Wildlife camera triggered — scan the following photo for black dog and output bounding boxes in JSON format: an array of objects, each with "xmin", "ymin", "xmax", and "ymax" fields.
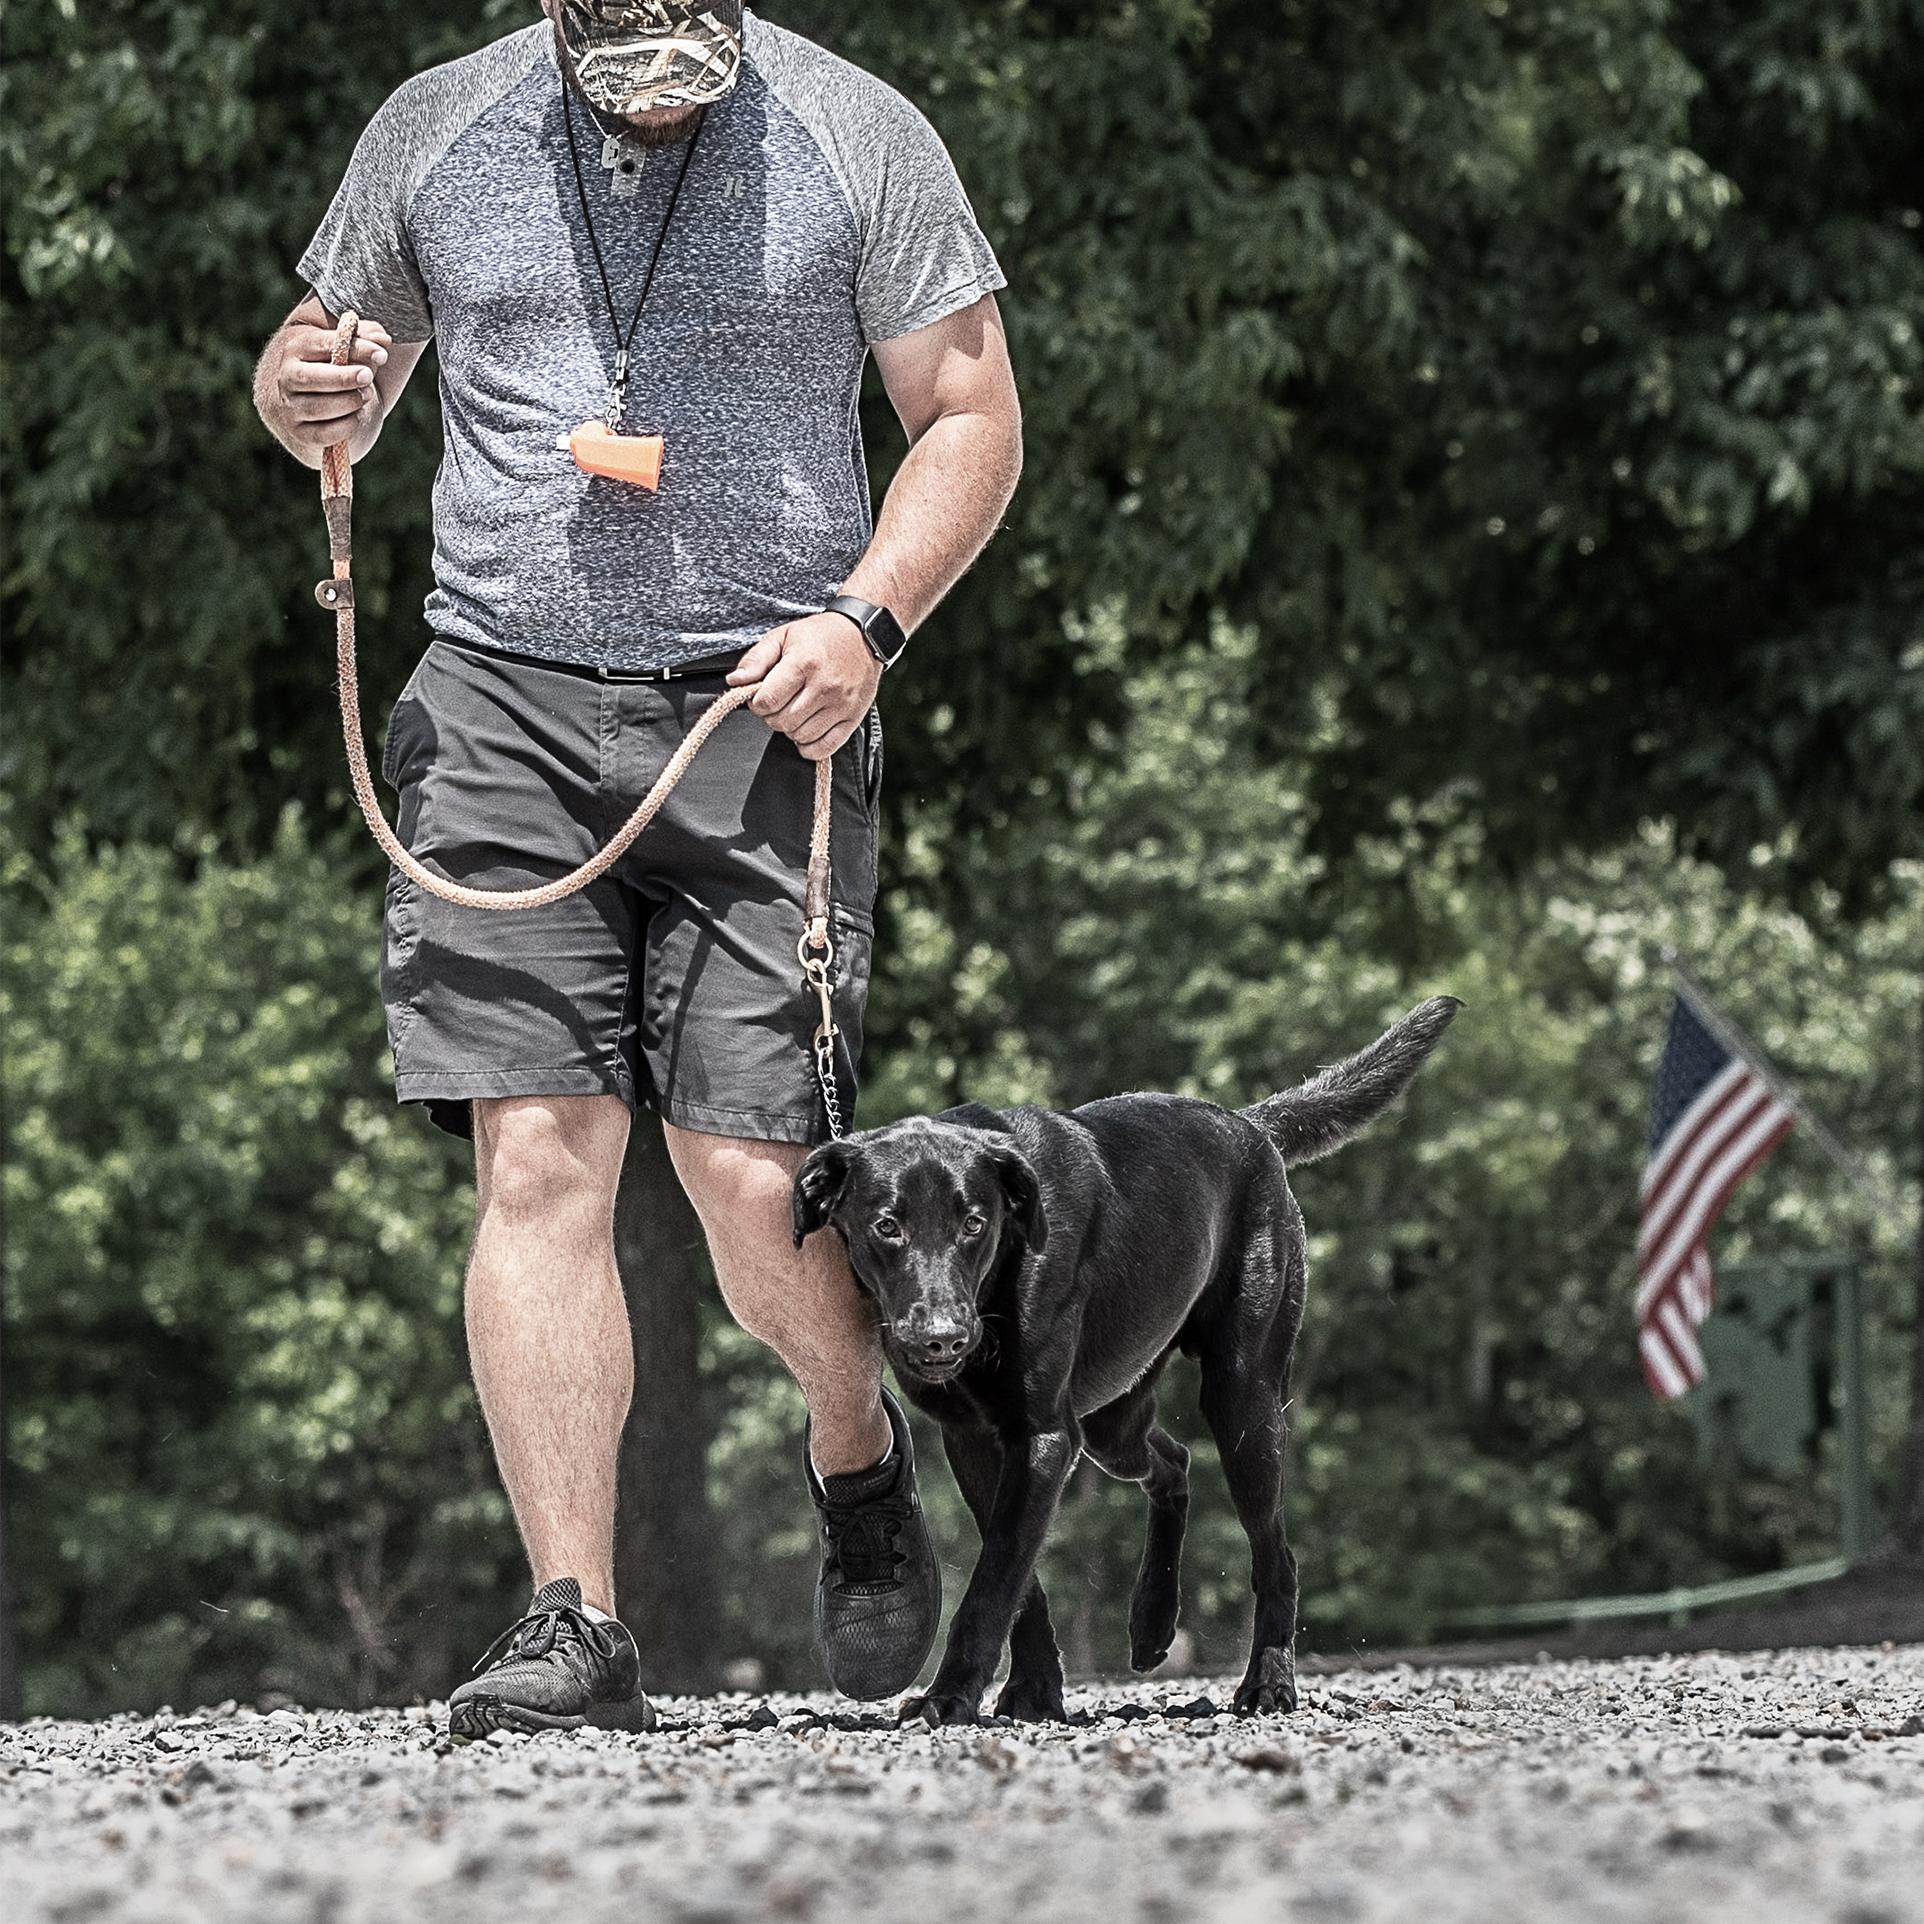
[{"xmin": 791, "ymin": 997, "xmax": 1460, "ymax": 1725}]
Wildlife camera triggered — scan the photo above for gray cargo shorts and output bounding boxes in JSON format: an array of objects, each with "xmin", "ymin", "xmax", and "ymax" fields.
[{"xmin": 378, "ymin": 636, "xmax": 881, "ymax": 1144}]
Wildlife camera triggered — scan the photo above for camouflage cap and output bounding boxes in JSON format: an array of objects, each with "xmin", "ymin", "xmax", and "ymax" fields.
[{"xmin": 557, "ymin": 2, "xmax": 745, "ymax": 115}]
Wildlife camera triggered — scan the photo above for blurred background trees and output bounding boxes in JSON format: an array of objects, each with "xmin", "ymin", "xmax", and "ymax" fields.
[{"xmin": 4, "ymin": 0, "xmax": 1920, "ymax": 1713}]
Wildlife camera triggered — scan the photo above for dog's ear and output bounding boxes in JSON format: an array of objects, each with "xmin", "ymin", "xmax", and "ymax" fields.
[
  {"xmin": 792, "ymin": 1140, "xmax": 856, "ymax": 1247},
  {"xmin": 987, "ymin": 1143, "xmax": 1048, "ymax": 1254}
]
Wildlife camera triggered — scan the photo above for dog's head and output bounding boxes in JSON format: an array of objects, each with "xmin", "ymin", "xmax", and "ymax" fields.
[{"xmin": 792, "ymin": 1120, "xmax": 1048, "ymax": 1386}]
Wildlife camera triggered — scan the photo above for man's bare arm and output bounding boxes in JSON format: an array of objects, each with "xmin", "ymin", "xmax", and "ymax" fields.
[
  {"xmin": 729, "ymin": 293, "xmax": 1023, "ymax": 758},
  {"xmin": 253, "ymin": 293, "xmax": 428, "ymax": 469},
  {"xmin": 846, "ymin": 292, "xmax": 1023, "ymax": 632}
]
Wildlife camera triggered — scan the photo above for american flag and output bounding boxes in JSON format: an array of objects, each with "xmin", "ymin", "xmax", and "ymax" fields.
[{"xmin": 1637, "ymin": 991, "xmax": 1796, "ymax": 1401}]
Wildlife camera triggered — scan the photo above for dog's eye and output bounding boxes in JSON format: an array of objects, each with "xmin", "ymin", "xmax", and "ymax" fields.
[
  {"xmin": 873, "ymin": 1216, "xmax": 903, "ymax": 1241},
  {"xmin": 961, "ymin": 1212, "xmax": 986, "ymax": 1238}
]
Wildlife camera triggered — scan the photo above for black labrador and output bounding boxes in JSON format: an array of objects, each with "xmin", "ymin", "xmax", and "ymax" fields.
[{"xmin": 791, "ymin": 996, "xmax": 1459, "ymax": 1725}]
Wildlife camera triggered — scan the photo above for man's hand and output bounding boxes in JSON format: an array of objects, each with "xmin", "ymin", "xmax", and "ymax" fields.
[
  {"xmin": 254, "ymin": 311, "xmax": 395, "ymax": 463},
  {"xmin": 728, "ymin": 611, "xmax": 882, "ymax": 761}
]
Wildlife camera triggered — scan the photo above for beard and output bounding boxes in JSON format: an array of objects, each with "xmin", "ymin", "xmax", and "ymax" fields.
[{"xmin": 621, "ymin": 104, "xmax": 701, "ymax": 146}]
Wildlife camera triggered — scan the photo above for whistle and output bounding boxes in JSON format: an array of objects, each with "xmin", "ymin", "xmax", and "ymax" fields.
[{"xmin": 559, "ymin": 421, "xmax": 664, "ymax": 490}]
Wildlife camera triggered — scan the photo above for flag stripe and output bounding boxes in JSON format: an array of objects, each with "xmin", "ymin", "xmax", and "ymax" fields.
[
  {"xmin": 1639, "ymin": 1321, "xmax": 1693, "ymax": 1399},
  {"xmin": 1638, "ymin": 1079, "xmax": 1775, "ymax": 1257},
  {"xmin": 1640, "ymin": 1060, "xmax": 1751, "ymax": 1201},
  {"xmin": 1637, "ymin": 1100, "xmax": 1794, "ymax": 1317},
  {"xmin": 1683, "ymin": 1247, "xmax": 1714, "ymax": 1323},
  {"xmin": 1639, "ymin": 1292, "xmax": 1700, "ymax": 1400},
  {"xmin": 1658, "ymin": 1294, "xmax": 1706, "ymax": 1380}
]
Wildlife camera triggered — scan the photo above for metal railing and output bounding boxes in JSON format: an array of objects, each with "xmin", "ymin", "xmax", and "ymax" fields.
[
  {"xmin": 1443, "ymin": 1557, "xmax": 1850, "ymax": 1633},
  {"xmin": 1440, "ymin": 1255, "xmax": 1871, "ymax": 1636}
]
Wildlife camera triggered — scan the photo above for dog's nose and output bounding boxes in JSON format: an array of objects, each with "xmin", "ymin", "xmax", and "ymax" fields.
[{"xmin": 910, "ymin": 1323, "xmax": 973, "ymax": 1368}]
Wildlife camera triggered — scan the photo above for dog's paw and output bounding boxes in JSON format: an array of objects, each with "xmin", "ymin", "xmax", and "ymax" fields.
[
  {"xmin": 1232, "ymin": 1646, "xmax": 1298, "ymax": 1717},
  {"xmin": 899, "ymin": 1688, "xmax": 982, "ymax": 1729},
  {"xmin": 1128, "ymin": 1587, "xmax": 1179, "ymax": 1673},
  {"xmin": 994, "ymin": 1674, "xmax": 1068, "ymax": 1724}
]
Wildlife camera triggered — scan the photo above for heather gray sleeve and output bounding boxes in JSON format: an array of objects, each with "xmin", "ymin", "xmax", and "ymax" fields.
[
  {"xmin": 845, "ymin": 84, "xmax": 1005, "ymax": 343},
  {"xmin": 754, "ymin": 28, "xmax": 1006, "ymax": 344},
  {"xmin": 296, "ymin": 27, "xmax": 547, "ymax": 342},
  {"xmin": 298, "ymin": 78, "xmax": 435, "ymax": 340}
]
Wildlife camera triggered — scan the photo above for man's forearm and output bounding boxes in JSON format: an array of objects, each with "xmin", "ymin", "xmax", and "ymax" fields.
[{"xmin": 841, "ymin": 406, "xmax": 1023, "ymax": 634}]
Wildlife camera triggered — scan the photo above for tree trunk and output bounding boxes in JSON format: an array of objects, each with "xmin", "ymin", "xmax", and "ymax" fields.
[
  {"xmin": 1880, "ymin": 965, "xmax": 1924, "ymax": 1564},
  {"xmin": 611, "ymin": 1113, "xmax": 723, "ymax": 1691}
]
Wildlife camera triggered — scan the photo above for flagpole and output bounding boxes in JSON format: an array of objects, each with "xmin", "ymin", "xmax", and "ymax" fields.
[{"xmin": 1662, "ymin": 949, "xmax": 1905, "ymax": 1230}]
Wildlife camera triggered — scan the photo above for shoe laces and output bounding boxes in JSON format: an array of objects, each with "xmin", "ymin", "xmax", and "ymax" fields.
[
  {"xmin": 820, "ymin": 1489, "xmax": 912, "ymax": 1591},
  {"xmin": 471, "ymin": 1600, "xmax": 621, "ymax": 1678}
]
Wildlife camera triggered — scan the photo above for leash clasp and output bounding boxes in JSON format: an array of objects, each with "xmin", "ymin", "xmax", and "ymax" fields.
[{"xmin": 798, "ymin": 917, "xmax": 837, "ymax": 1051}]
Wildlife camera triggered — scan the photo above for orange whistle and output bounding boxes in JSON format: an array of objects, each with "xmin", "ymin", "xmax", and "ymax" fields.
[{"xmin": 562, "ymin": 421, "xmax": 664, "ymax": 490}]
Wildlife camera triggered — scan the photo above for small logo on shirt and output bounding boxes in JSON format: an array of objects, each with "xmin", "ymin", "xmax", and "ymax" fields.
[{"xmin": 719, "ymin": 172, "xmax": 745, "ymax": 203}]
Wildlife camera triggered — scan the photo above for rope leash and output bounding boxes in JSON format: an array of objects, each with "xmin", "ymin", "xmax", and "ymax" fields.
[{"xmin": 315, "ymin": 311, "xmax": 848, "ymax": 1134}]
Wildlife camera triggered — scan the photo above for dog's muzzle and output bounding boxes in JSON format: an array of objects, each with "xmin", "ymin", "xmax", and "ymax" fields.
[{"xmin": 893, "ymin": 1317, "xmax": 979, "ymax": 1382}]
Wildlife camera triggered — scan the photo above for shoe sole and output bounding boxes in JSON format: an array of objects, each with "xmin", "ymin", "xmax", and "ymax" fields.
[{"xmin": 448, "ymin": 1691, "xmax": 658, "ymax": 1742}]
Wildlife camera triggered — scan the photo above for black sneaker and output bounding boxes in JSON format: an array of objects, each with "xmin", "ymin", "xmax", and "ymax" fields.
[
  {"xmin": 447, "ymin": 1578, "xmax": 656, "ymax": 1740},
  {"xmin": 804, "ymin": 1388, "xmax": 941, "ymax": 1700}
]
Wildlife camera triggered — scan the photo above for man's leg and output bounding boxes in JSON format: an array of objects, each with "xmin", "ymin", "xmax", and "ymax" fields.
[
  {"xmin": 662, "ymin": 1123, "xmax": 890, "ymax": 1475},
  {"xmin": 664, "ymin": 1120, "xmax": 940, "ymax": 1699},
  {"xmin": 448, "ymin": 1091, "xmax": 652, "ymax": 1738},
  {"xmin": 466, "ymin": 1092, "xmax": 633, "ymax": 1614}
]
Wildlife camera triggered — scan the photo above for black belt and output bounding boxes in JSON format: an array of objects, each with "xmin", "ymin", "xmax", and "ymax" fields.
[{"xmin": 433, "ymin": 635, "xmax": 746, "ymax": 684}]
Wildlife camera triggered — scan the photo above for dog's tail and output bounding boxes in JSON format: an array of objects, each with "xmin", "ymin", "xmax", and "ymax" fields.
[{"xmin": 1242, "ymin": 997, "xmax": 1462, "ymax": 1165}]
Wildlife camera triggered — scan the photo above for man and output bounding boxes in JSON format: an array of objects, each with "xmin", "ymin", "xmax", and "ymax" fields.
[{"xmin": 253, "ymin": 1, "xmax": 1020, "ymax": 1735}]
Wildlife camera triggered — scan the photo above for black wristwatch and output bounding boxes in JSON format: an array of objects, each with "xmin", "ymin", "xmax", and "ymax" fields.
[{"xmin": 825, "ymin": 592, "xmax": 908, "ymax": 670}]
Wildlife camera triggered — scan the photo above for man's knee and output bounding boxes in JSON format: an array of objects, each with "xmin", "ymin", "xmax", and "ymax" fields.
[
  {"xmin": 662, "ymin": 1123, "xmax": 804, "ymax": 1231},
  {"xmin": 474, "ymin": 1094, "xmax": 630, "ymax": 1225},
  {"xmin": 662, "ymin": 1125, "xmax": 862, "ymax": 1356}
]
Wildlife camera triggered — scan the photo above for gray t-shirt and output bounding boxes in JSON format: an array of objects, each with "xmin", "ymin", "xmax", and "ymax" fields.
[{"xmin": 298, "ymin": 10, "xmax": 1005, "ymax": 669}]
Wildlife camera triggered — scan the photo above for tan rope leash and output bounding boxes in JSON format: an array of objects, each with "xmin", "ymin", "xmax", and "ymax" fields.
[{"xmin": 315, "ymin": 312, "xmax": 847, "ymax": 1129}]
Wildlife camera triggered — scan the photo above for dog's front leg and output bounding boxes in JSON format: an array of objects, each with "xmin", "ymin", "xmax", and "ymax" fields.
[{"xmin": 901, "ymin": 1426, "xmax": 1078, "ymax": 1727}]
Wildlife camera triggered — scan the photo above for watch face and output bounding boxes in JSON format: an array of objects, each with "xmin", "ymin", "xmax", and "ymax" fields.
[{"xmin": 869, "ymin": 605, "xmax": 907, "ymax": 662}]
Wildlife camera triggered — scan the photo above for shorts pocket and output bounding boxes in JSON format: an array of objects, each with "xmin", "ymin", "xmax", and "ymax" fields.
[
  {"xmin": 380, "ymin": 648, "xmax": 436, "ymax": 790},
  {"xmin": 823, "ymin": 904, "xmax": 875, "ymax": 1121},
  {"xmin": 828, "ymin": 714, "xmax": 881, "ymax": 933},
  {"xmin": 380, "ymin": 868, "xmax": 424, "ymax": 1055}
]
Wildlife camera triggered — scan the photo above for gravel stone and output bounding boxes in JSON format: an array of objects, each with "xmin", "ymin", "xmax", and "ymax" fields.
[{"xmin": 3, "ymin": 1646, "xmax": 1921, "ymax": 1922}]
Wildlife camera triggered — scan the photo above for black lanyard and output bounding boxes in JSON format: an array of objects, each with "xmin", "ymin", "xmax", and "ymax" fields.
[{"xmin": 562, "ymin": 90, "xmax": 707, "ymax": 431}]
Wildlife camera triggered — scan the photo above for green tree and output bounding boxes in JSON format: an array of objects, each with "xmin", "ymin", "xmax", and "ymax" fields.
[
  {"xmin": 2, "ymin": 817, "xmax": 512, "ymax": 1709},
  {"xmin": 1258, "ymin": 1, "xmax": 1924, "ymax": 1553}
]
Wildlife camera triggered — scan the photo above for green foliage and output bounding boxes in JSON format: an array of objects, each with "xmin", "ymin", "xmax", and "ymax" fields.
[
  {"xmin": 2, "ymin": 817, "xmax": 520, "ymax": 1711},
  {"xmin": 12, "ymin": 2, "xmax": 1918, "ymax": 880}
]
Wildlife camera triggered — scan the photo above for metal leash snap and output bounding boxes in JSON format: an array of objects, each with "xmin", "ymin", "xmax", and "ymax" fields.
[{"xmin": 799, "ymin": 925, "xmax": 838, "ymax": 1044}]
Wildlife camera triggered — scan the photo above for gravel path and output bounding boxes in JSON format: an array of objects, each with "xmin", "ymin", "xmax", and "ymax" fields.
[{"xmin": 5, "ymin": 1646, "xmax": 1922, "ymax": 1924}]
